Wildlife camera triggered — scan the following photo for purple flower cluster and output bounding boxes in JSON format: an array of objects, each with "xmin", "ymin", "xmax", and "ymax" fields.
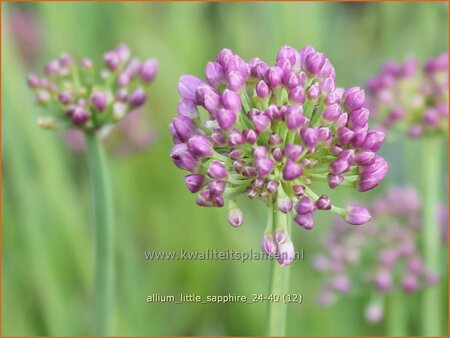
[
  {"xmin": 366, "ymin": 53, "xmax": 448, "ymax": 137},
  {"xmin": 313, "ymin": 186, "xmax": 438, "ymax": 322},
  {"xmin": 170, "ymin": 45, "xmax": 388, "ymax": 264},
  {"xmin": 27, "ymin": 44, "xmax": 158, "ymax": 131}
]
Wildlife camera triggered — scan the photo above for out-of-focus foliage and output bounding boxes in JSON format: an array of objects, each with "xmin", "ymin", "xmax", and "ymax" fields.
[{"xmin": 2, "ymin": 2, "xmax": 448, "ymax": 336}]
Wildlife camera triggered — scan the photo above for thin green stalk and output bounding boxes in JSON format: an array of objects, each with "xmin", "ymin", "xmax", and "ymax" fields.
[
  {"xmin": 421, "ymin": 135, "xmax": 442, "ymax": 336},
  {"xmin": 86, "ymin": 132, "xmax": 114, "ymax": 335},
  {"xmin": 265, "ymin": 205, "xmax": 291, "ymax": 336},
  {"xmin": 387, "ymin": 292, "xmax": 406, "ymax": 336}
]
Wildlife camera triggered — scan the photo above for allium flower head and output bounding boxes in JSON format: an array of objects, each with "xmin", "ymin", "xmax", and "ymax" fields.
[
  {"xmin": 170, "ymin": 45, "xmax": 388, "ymax": 264},
  {"xmin": 27, "ymin": 44, "xmax": 158, "ymax": 132},
  {"xmin": 367, "ymin": 53, "xmax": 448, "ymax": 137},
  {"xmin": 313, "ymin": 186, "xmax": 438, "ymax": 321}
]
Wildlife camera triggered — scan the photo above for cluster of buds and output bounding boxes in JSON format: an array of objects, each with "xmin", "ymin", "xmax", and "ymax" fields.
[
  {"xmin": 27, "ymin": 43, "xmax": 158, "ymax": 131},
  {"xmin": 170, "ymin": 45, "xmax": 388, "ymax": 265},
  {"xmin": 313, "ymin": 186, "xmax": 438, "ymax": 323},
  {"xmin": 62, "ymin": 108, "xmax": 156, "ymax": 157},
  {"xmin": 366, "ymin": 53, "xmax": 448, "ymax": 137}
]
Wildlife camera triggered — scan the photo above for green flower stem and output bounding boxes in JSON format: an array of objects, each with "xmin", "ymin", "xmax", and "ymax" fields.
[
  {"xmin": 86, "ymin": 132, "xmax": 114, "ymax": 335},
  {"xmin": 387, "ymin": 292, "xmax": 406, "ymax": 336},
  {"xmin": 421, "ymin": 135, "xmax": 442, "ymax": 336},
  {"xmin": 265, "ymin": 203, "xmax": 290, "ymax": 336}
]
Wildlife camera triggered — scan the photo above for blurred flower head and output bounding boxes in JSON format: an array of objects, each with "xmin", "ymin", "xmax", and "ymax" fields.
[
  {"xmin": 8, "ymin": 7, "xmax": 42, "ymax": 67},
  {"xmin": 313, "ymin": 186, "xmax": 439, "ymax": 321},
  {"xmin": 169, "ymin": 45, "xmax": 388, "ymax": 264},
  {"xmin": 27, "ymin": 43, "xmax": 158, "ymax": 133},
  {"xmin": 63, "ymin": 108, "xmax": 156, "ymax": 157},
  {"xmin": 366, "ymin": 53, "xmax": 448, "ymax": 138}
]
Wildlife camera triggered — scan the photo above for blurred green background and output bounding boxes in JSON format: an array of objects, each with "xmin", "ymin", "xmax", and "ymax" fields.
[{"xmin": 2, "ymin": 2, "xmax": 448, "ymax": 336}]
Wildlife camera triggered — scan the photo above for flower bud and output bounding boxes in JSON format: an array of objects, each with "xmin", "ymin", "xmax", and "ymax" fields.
[
  {"xmin": 362, "ymin": 130, "xmax": 384, "ymax": 152},
  {"xmin": 208, "ymin": 180, "xmax": 225, "ymax": 196},
  {"xmin": 27, "ymin": 74, "xmax": 40, "ymax": 88},
  {"xmin": 272, "ymin": 148, "xmax": 283, "ymax": 162},
  {"xmin": 81, "ymin": 58, "xmax": 93, "ymax": 70},
  {"xmin": 139, "ymin": 59, "xmax": 158, "ymax": 82},
  {"xmin": 184, "ymin": 174, "xmax": 205, "ymax": 193},
  {"xmin": 284, "ymin": 143, "xmax": 303, "ymax": 161},
  {"xmin": 222, "ymin": 89, "xmax": 242, "ymax": 114},
  {"xmin": 328, "ymin": 173, "xmax": 344, "ymax": 189},
  {"xmin": 208, "ymin": 161, "xmax": 228, "ymax": 180},
  {"xmin": 344, "ymin": 204, "xmax": 371, "ymax": 225},
  {"xmin": 274, "ymin": 229, "xmax": 287, "ymax": 244},
  {"xmin": 283, "ymin": 160, "xmax": 303, "ymax": 181},
  {"xmin": 374, "ymin": 270, "xmax": 392, "ymax": 292},
  {"xmin": 172, "ymin": 115, "xmax": 196, "ymax": 142},
  {"xmin": 265, "ymin": 105, "xmax": 282, "ymax": 120},
  {"xmin": 307, "ymin": 83, "xmax": 320, "ymax": 100},
  {"xmin": 187, "ymin": 135, "xmax": 213, "ymax": 157},
  {"xmin": 104, "ymin": 51, "xmax": 121, "ymax": 71},
  {"xmin": 211, "ymin": 132, "xmax": 226, "ymax": 146},
  {"xmin": 331, "ymin": 275, "xmax": 351, "ymax": 293},
  {"xmin": 365, "ymin": 303, "xmax": 383, "ymax": 323},
  {"xmin": 343, "ymin": 87, "xmax": 365, "ymax": 112},
  {"xmin": 72, "ymin": 107, "xmax": 89, "ymax": 125},
  {"xmin": 266, "ymin": 180, "xmax": 279, "ymax": 194},
  {"xmin": 330, "ymin": 158, "xmax": 350, "ymax": 175},
  {"xmin": 284, "ymin": 73, "xmax": 300, "ymax": 89},
  {"xmin": 255, "ymin": 158, "xmax": 274, "ymax": 178},
  {"xmin": 252, "ymin": 114, "xmax": 271, "ymax": 133},
  {"xmin": 170, "ymin": 144, "xmax": 199, "ymax": 172},
  {"xmin": 129, "ymin": 88, "xmax": 147, "ymax": 107},
  {"xmin": 251, "ymin": 60, "xmax": 269, "ymax": 79},
  {"xmin": 289, "ymin": 85, "xmax": 305, "ymax": 104},
  {"xmin": 278, "ymin": 195, "xmax": 293, "ymax": 214},
  {"xmin": 205, "ymin": 61, "xmax": 225, "ymax": 88},
  {"xmin": 177, "ymin": 99, "xmax": 199, "ymax": 119},
  {"xmin": 91, "ymin": 92, "xmax": 107, "ymax": 112},
  {"xmin": 216, "ymin": 108, "xmax": 236, "ymax": 131},
  {"xmin": 228, "ymin": 206, "xmax": 244, "ymax": 227},
  {"xmin": 293, "ymin": 185, "xmax": 305, "ymax": 197},
  {"xmin": 316, "ymin": 195, "xmax": 331, "ymax": 210},
  {"xmin": 229, "ymin": 149, "xmax": 242, "ymax": 160},
  {"xmin": 402, "ymin": 274, "xmax": 419, "ymax": 293},
  {"xmin": 242, "ymin": 129, "xmax": 257, "ymax": 144},
  {"xmin": 266, "ymin": 66, "xmax": 284, "ymax": 88},
  {"xmin": 348, "ymin": 108, "xmax": 369, "ymax": 128},
  {"xmin": 277, "ymin": 240, "xmax": 295, "ymax": 266},
  {"xmin": 261, "ymin": 234, "xmax": 276, "ymax": 255},
  {"xmin": 178, "ymin": 75, "xmax": 206, "ymax": 101},
  {"xmin": 286, "ymin": 106, "xmax": 306, "ymax": 130},
  {"xmin": 255, "ymin": 80, "xmax": 270, "ymax": 98},
  {"xmin": 116, "ymin": 43, "xmax": 131, "ymax": 62},
  {"xmin": 58, "ymin": 92, "xmax": 72, "ymax": 105},
  {"xmin": 294, "ymin": 212, "xmax": 314, "ymax": 229},
  {"xmin": 300, "ymin": 127, "xmax": 318, "ymax": 148},
  {"xmin": 227, "ymin": 71, "xmax": 245, "ymax": 91},
  {"xmin": 320, "ymin": 77, "xmax": 335, "ymax": 95},
  {"xmin": 305, "ymin": 52, "xmax": 326, "ymax": 75},
  {"xmin": 228, "ymin": 129, "xmax": 244, "ymax": 146},
  {"xmin": 295, "ymin": 196, "xmax": 315, "ymax": 214},
  {"xmin": 44, "ymin": 60, "xmax": 60, "ymax": 76},
  {"xmin": 323, "ymin": 103, "xmax": 341, "ymax": 122},
  {"xmin": 325, "ymin": 91, "xmax": 340, "ymax": 105},
  {"xmin": 336, "ymin": 127, "xmax": 354, "ymax": 146}
]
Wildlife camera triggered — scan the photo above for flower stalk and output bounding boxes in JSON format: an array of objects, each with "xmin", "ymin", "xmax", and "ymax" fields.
[
  {"xmin": 86, "ymin": 132, "xmax": 114, "ymax": 335},
  {"xmin": 421, "ymin": 135, "xmax": 442, "ymax": 336},
  {"xmin": 265, "ymin": 203, "xmax": 291, "ymax": 336},
  {"xmin": 387, "ymin": 292, "xmax": 406, "ymax": 336}
]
